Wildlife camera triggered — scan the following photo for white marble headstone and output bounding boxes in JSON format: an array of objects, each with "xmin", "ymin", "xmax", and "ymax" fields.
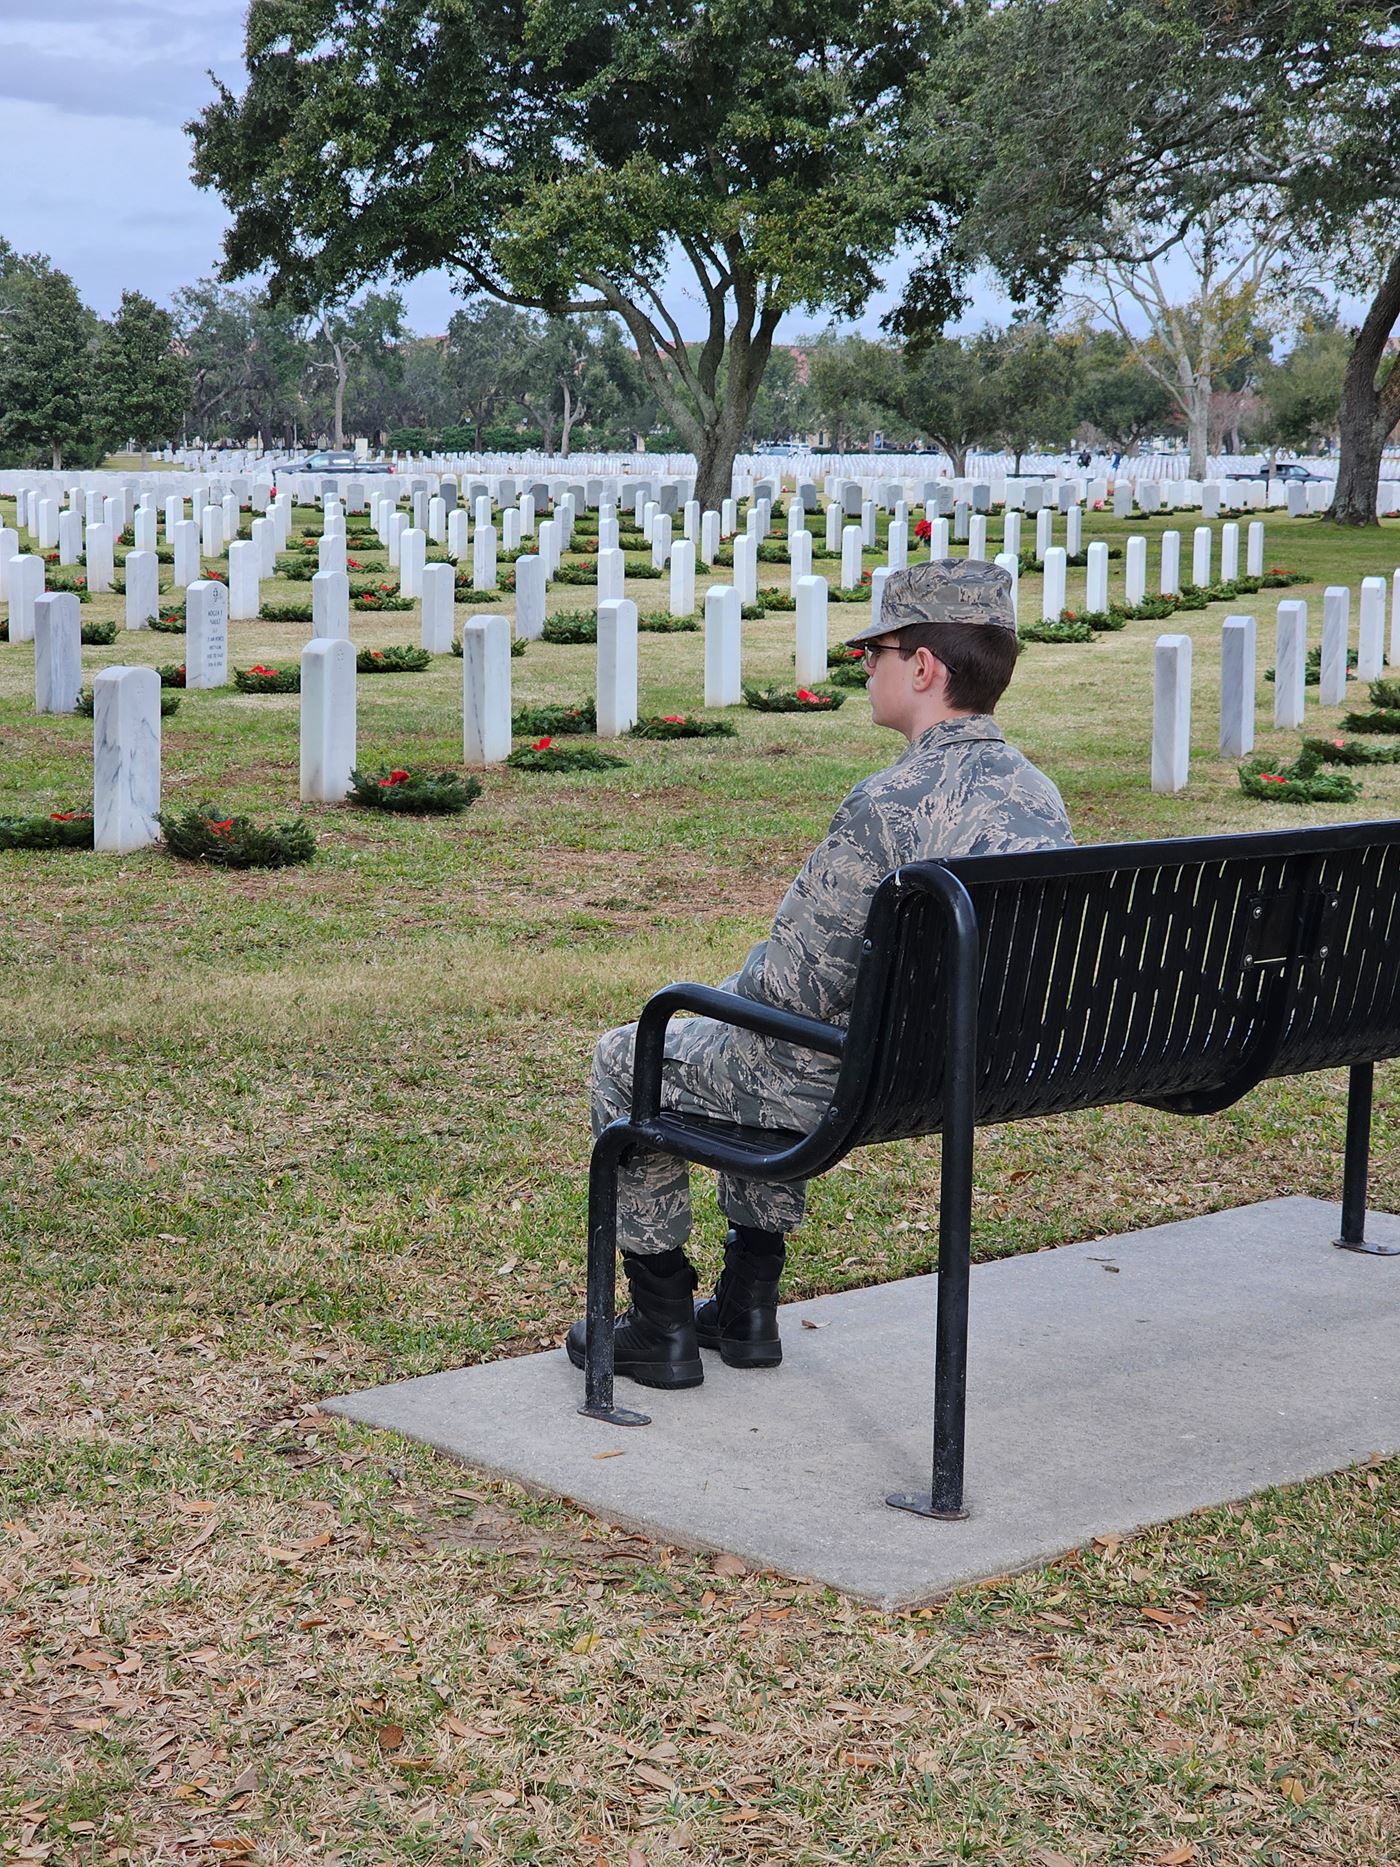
[
  {"xmin": 124, "ymin": 550, "xmax": 159, "ymax": 631},
  {"xmin": 311, "ymin": 569, "xmax": 350, "ymax": 640},
  {"xmin": 1357, "ymin": 577, "xmax": 1386, "ymax": 681},
  {"xmin": 1319, "ymin": 586, "xmax": 1350, "ymax": 705},
  {"xmin": 299, "ymin": 637, "xmax": 357, "ymax": 803},
  {"xmin": 1040, "ymin": 546, "xmax": 1067, "ymax": 622},
  {"xmin": 420, "ymin": 563, "xmax": 455, "ymax": 654},
  {"xmin": 93, "ymin": 666, "xmax": 161, "ymax": 851},
  {"xmin": 704, "ymin": 584, "xmax": 742, "ymax": 707},
  {"xmin": 514, "ymin": 554, "xmax": 545, "ymax": 640},
  {"xmin": 34, "ymin": 592, "xmax": 82, "ymax": 714},
  {"xmin": 462, "ymin": 614, "xmax": 512, "ymax": 764},
  {"xmin": 1219, "ymin": 615, "xmax": 1256, "ymax": 758},
  {"xmin": 185, "ymin": 579, "xmax": 229, "ymax": 689},
  {"xmin": 1151, "ymin": 633, "xmax": 1192, "ymax": 794},
  {"xmin": 1273, "ymin": 600, "xmax": 1307, "ymax": 729},
  {"xmin": 733, "ymin": 535, "xmax": 758, "ymax": 606},
  {"xmin": 596, "ymin": 598, "xmax": 639, "ymax": 737},
  {"xmin": 6, "ymin": 553, "xmax": 44, "ymax": 641},
  {"xmin": 794, "ymin": 575, "xmax": 828, "ymax": 686}
]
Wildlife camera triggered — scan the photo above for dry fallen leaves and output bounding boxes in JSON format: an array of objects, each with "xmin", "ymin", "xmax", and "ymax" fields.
[{"xmin": 712, "ymin": 1552, "xmax": 746, "ymax": 1578}]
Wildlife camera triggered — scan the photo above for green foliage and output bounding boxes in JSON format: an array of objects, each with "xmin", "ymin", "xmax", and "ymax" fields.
[
  {"xmin": 541, "ymin": 612, "xmax": 597, "ymax": 644},
  {"xmin": 1265, "ymin": 644, "xmax": 1357, "ymax": 685},
  {"xmin": 504, "ymin": 741, "xmax": 629, "ymax": 772},
  {"xmin": 356, "ymin": 644, "xmax": 431, "ymax": 673},
  {"xmin": 156, "ymin": 664, "xmax": 187, "ymax": 688},
  {"xmin": 234, "ymin": 664, "xmax": 300, "ymax": 693},
  {"xmin": 741, "ymin": 685, "xmax": 845, "ymax": 711},
  {"xmin": 826, "ymin": 663, "xmax": 870, "ymax": 687},
  {"xmin": 0, "ymin": 264, "xmax": 102, "ymax": 469},
  {"xmin": 0, "ymin": 810, "xmax": 93, "ymax": 851},
  {"xmin": 76, "ymin": 687, "xmax": 181, "ymax": 718},
  {"xmin": 1061, "ymin": 609, "xmax": 1126, "ymax": 633},
  {"xmin": 352, "ymin": 589, "xmax": 414, "ymax": 612},
  {"xmin": 1342, "ymin": 680, "xmax": 1400, "ymax": 735},
  {"xmin": 637, "ymin": 612, "xmax": 700, "ymax": 633},
  {"xmin": 1238, "ymin": 745, "xmax": 1361, "ymax": 804},
  {"xmin": 93, "ymin": 290, "xmax": 190, "ymax": 453},
  {"xmin": 150, "ymin": 611, "xmax": 186, "ymax": 633},
  {"xmin": 188, "ymin": 0, "xmax": 937, "ymax": 503},
  {"xmin": 79, "ymin": 621, "xmax": 117, "ymax": 646},
  {"xmin": 510, "ymin": 700, "xmax": 597, "ymax": 736},
  {"xmin": 347, "ymin": 767, "xmax": 482, "ymax": 813},
  {"xmin": 159, "ymin": 802, "xmax": 317, "ymax": 868},
  {"xmin": 1020, "ymin": 618, "xmax": 1095, "ymax": 644},
  {"xmin": 259, "ymin": 600, "xmax": 315, "ymax": 623},
  {"xmin": 1111, "ymin": 595, "xmax": 1177, "ymax": 622},
  {"xmin": 628, "ymin": 714, "xmax": 738, "ymax": 739},
  {"xmin": 1304, "ymin": 734, "xmax": 1400, "ymax": 766},
  {"xmin": 450, "ymin": 633, "xmax": 526, "ymax": 657}
]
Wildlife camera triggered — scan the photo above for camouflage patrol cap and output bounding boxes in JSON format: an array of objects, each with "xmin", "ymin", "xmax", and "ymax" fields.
[{"xmin": 844, "ymin": 559, "xmax": 1016, "ymax": 648}]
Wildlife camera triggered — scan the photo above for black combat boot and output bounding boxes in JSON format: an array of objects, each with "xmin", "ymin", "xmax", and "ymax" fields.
[
  {"xmin": 566, "ymin": 1249, "xmax": 704, "ymax": 1389},
  {"xmin": 694, "ymin": 1227, "xmax": 786, "ymax": 1368}
]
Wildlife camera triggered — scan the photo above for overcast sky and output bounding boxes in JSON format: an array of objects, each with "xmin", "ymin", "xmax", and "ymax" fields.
[{"xmin": 0, "ymin": 0, "xmax": 1034, "ymax": 345}]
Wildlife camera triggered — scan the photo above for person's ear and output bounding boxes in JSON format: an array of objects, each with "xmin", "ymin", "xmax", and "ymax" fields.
[{"xmin": 912, "ymin": 647, "xmax": 944, "ymax": 694}]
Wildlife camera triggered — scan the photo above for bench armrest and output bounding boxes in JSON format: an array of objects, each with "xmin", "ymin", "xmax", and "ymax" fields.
[{"xmin": 630, "ymin": 983, "xmax": 846, "ymax": 1123}]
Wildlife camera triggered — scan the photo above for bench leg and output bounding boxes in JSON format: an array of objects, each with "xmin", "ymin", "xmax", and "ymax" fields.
[
  {"xmin": 579, "ymin": 1130, "xmax": 653, "ymax": 1426},
  {"xmin": 1335, "ymin": 1063, "xmax": 1398, "ymax": 1256},
  {"xmin": 888, "ymin": 876, "xmax": 979, "ymax": 1522}
]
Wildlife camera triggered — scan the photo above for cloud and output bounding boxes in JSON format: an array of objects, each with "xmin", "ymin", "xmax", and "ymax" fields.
[{"xmin": 0, "ymin": 42, "xmax": 231, "ymax": 125}]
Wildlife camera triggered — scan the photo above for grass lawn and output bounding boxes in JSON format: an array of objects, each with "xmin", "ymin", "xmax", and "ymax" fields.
[{"xmin": 2, "ymin": 494, "xmax": 1399, "ymax": 1865}]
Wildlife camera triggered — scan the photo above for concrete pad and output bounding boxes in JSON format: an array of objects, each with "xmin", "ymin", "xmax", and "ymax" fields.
[{"xmin": 325, "ymin": 1199, "xmax": 1400, "ymax": 1608}]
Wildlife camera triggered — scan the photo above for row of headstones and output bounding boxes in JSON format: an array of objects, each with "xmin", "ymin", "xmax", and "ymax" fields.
[
  {"xmin": 1151, "ymin": 579, "xmax": 1400, "ymax": 792},
  {"xmin": 1033, "ymin": 525, "xmax": 1269, "ymax": 621},
  {"xmin": 29, "ymin": 582, "xmax": 232, "ymax": 716},
  {"xmin": 71, "ymin": 571, "xmax": 823, "ymax": 852}
]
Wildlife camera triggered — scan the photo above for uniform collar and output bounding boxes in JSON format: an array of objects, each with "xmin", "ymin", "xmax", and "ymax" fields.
[{"xmin": 897, "ymin": 714, "xmax": 1006, "ymax": 765}]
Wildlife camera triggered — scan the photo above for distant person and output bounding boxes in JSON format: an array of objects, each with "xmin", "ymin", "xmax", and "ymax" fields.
[{"xmin": 567, "ymin": 560, "xmax": 1074, "ymax": 1390}]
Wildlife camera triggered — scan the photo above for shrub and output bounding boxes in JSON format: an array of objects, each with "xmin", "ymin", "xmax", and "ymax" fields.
[{"xmin": 159, "ymin": 802, "xmax": 316, "ymax": 867}]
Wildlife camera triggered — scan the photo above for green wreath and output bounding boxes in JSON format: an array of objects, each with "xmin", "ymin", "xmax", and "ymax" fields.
[
  {"xmin": 628, "ymin": 714, "xmax": 737, "ymax": 739},
  {"xmin": 506, "ymin": 739, "xmax": 629, "ymax": 772},
  {"xmin": 357, "ymin": 644, "xmax": 431, "ymax": 674},
  {"xmin": 158, "ymin": 803, "xmax": 316, "ymax": 868},
  {"xmin": 511, "ymin": 699, "xmax": 597, "ymax": 735},
  {"xmin": 1238, "ymin": 746, "xmax": 1361, "ymax": 803},
  {"xmin": 741, "ymin": 684, "xmax": 845, "ymax": 712},
  {"xmin": 347, "ymin": 767, "xmax": 482, "ymax": 813},
  {"xmin": 0, "ymin": 810, "xmax": 94, "ymax": 851}
]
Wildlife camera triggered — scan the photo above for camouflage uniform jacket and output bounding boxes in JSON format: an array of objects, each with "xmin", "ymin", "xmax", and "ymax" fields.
[{"xmin": 720, "ymin": 714, "xmax": 1074, "ymax": 1121}]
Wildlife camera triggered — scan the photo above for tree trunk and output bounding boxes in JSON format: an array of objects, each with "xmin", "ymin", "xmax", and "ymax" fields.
[
  {"xmin": 333, "ymin": 344, "xmax": 348, "ymax": 448},
  {"xmin": 694, "ymin": 401, "xmax": 747, "ymax": 511},
  {"xmin": 51, "ymin": 442, "xmax": 62, "ymax": 469},
  {"xmin": 559, "ymin": 383, "xmax": 574, "ymax": 458},
  {"xmin": 1186, "ymin": 383, "xmax": 1210, "ymax": 481},
  {"xmin": 1328, "ymin": 251, "xmax": 1400, "ymax": 527}
]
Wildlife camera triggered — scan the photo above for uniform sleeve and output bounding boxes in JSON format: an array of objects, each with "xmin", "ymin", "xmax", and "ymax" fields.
[{"xmin": 732, "ymin": 786, "xmax": 891, "ymax": 1025}]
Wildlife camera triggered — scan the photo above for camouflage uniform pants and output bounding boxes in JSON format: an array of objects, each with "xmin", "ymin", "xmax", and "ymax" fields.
[{"xmin": 591, "ymin": 1013, "xmax": 820, "ymax": 1256}]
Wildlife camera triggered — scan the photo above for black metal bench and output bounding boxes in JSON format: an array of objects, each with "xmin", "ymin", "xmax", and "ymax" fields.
[{"xmin": 579, "ymin": 820, "xmax": 1400, "ymax": 1516}]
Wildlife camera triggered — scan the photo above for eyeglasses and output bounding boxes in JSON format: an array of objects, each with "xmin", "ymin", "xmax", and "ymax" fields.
[
  {"xmin": 859, "ymin": 638, "xmax": 913, "ymax": 668},
  {"xmin": 861, "ymin": 636, "xmax": 959, "ymax": 673}
]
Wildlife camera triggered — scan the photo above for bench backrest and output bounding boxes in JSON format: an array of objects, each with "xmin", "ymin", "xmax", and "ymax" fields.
[{"xmin": 838, "ymin": 820, "xmax": 1400, "ymax": 1147}]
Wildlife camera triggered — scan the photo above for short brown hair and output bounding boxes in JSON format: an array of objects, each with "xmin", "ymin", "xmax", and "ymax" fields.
[{"xmin": 888, "ymin": 616, "xmax": 1020, "ymax": 714}]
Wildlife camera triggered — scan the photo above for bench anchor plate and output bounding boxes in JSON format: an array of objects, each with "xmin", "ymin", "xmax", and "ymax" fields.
[
  {"xmin": 886, "ymin": 1491, "xmax": 969, "ymax": 1521},
  {"xmin": 578, "ymin": 1403, "xmax": 652, "ymax": 1427}
]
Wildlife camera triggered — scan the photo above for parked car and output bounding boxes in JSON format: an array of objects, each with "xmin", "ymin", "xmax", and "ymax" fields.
[
  {"xmin": 1225, "ymin": 462, "xmax": 1324, "ymax": 483},
  {"xmin": 276, "ymin": 451, "xmax": 394, "ymax": 476}
]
